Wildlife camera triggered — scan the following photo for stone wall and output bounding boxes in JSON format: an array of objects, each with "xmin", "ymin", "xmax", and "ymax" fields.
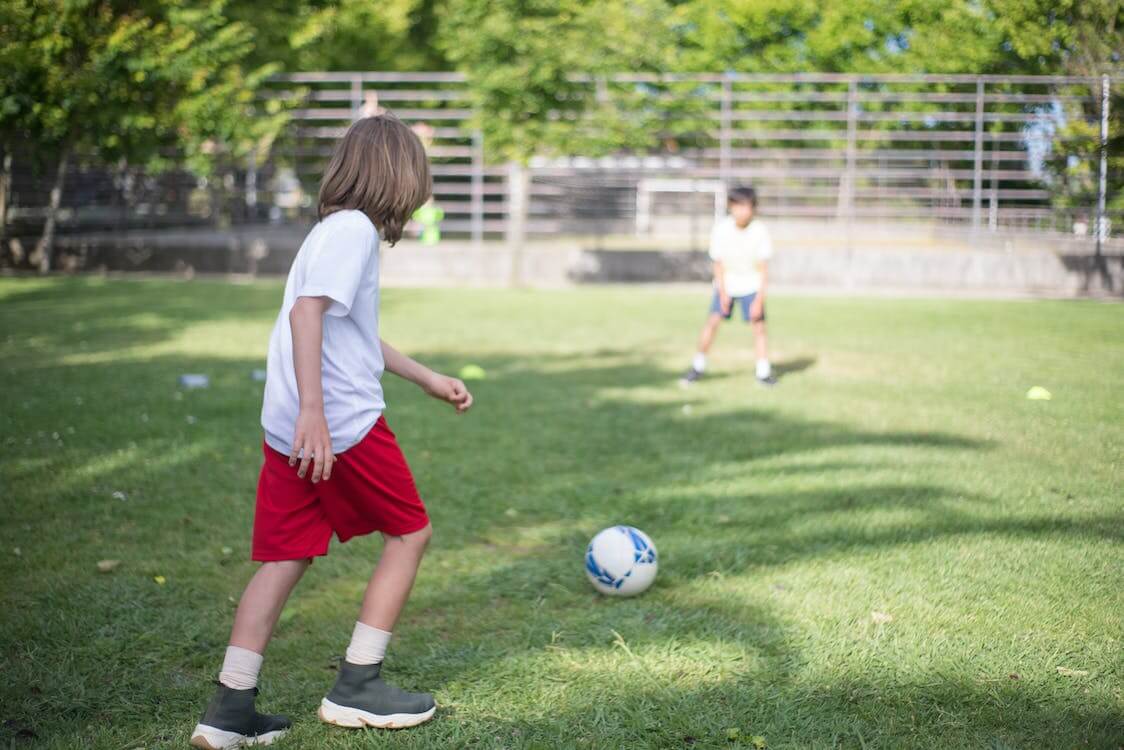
[{"xmin": 49, "ymin": 223, "xmax": 1124, "ymax": 297}]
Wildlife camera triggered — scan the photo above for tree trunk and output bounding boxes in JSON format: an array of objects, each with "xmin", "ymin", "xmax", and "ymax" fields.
[
  {"xmin": 505, "ymin": 161, "xmax": 530, "ymax": 287},
  {"xmin": 0, "ymin": 145, "xmax": 11, "ymax": 260},
  {"xmin": 35, "ymin": 145, "xmax": 71, "ymax": 274}
]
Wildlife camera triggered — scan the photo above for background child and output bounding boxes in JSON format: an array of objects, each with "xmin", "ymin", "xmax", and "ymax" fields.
[
  {"xmin": 680, "ymin": 186, "xmax": 777, "ymax": 388},
  {"xmin": 191, "ymin": 114, "xmax": 472, "ymax": 749}
]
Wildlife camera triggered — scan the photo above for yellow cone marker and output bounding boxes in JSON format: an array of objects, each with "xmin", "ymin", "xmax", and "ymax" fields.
[{"xmin": 459, "ymin": 364, "xmax": 486, "ymax": 380}]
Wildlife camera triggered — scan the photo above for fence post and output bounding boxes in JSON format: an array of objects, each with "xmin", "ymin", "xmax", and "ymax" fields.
[
  {"xmin": 506, "ymin": 161, "xmax": 529, "ymax": 286},
  {"xmin": 245, "ymin": 152, "xmax": 258, "ymax": 218},
  {"xmin": 839, "ymin": 78, "xmax": 857, "ymax": 223},
  {"xmin": 988, "ymin": 132, "xmax": 998, "ymax": 231},
  {"xmin": 972, "ymin": 78, "xmax": 985, "ymax": 229},
  {"xmin": 0, "ymin": 150, "xmax": 10, "ymax": 248},
  {"xmin": 595, "ymin": 77, "xmax": 609, "ymax": 105},
  {"xmin": 350, "ymin": 74, "xmax": 362, "ymax": 117},
  {"xmin": 720, "ymin": 76, "xmax": 732, "ymax": 186},
  {"xmin": 636, "ymin": 182, "xmax": 651, "ymax": 234},
  {"xmin": 1095, "ymin": 74, "xmax": 1110, "ymax": 258},
  {"xmin": 471, "ymin": 129, "xmax": 484, "ymax": 245}
]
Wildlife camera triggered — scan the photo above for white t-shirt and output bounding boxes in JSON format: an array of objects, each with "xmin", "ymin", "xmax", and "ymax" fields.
[
  {"xmin": 261, "ymin": 210, "xmax": 384, "ymax": 456},
  {"xmin": 708, "ymin": 217, "xmax": 774, "ymax": 297}
]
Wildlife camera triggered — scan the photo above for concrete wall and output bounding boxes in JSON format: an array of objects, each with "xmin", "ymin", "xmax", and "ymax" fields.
[
  {"xmin": 51, "ymin": 223, "xmax": 1124, "ymax": 297},
  {"xmin": 382, "ymin": 240, "xmax": 1124, "ymax": 298}
]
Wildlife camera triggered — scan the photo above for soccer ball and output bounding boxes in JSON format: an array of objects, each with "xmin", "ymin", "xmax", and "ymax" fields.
[{"xmin": 584, "ymin": 526, "xmax": 658, "ymax": 596}]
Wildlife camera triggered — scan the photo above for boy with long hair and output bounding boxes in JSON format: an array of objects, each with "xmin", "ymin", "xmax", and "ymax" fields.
[{"xmin": 191, "ymin": 115, "xmax": 472, "ymax": 748}]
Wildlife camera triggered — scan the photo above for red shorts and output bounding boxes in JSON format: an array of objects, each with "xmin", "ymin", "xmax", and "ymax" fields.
[{"xmin": 252, "ymin": 416, "xmax": 429, "ymax": 561}]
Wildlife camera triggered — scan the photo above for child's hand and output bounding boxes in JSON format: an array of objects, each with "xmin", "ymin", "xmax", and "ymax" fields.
[
  {"xmin": 290, "ymin": 408, "xmax": 335, "ymax": 482},
  {"xmin": 423, "ymin": 372, "xmax": 474, "ymax": 414},
  {"xmin": 719, "ymin": 293, "xmax": 732, "ymax": 315}
]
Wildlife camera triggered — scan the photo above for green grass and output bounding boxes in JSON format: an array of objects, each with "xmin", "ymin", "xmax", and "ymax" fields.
[{"xmin": 1, "ymin": 277, "xmax": 1121, "ymax": 749}]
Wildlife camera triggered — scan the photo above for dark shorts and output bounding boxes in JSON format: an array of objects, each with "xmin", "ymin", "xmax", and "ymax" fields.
[
  {"xmin": 709, "ymin": 290, "xmax": 765, "ymax": 322},
  {"xmin": 252, "ymin": 416, "xmax": 430, "ymax": 561}
]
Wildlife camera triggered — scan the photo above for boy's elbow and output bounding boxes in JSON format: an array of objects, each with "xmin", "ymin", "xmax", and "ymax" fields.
[
  {"xmin": 290, "ymin": 296, "xmax": 330, "ymax": 324},
  {"xmin": 288, "ymin": 301, "xmax": 307, "ymax": 327}
]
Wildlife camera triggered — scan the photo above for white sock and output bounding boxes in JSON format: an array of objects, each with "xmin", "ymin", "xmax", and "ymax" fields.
[
  {"xmin": 756, "ymin": 359, "xmax": 772, "ymax": 379},
  {"xmin": 345, "ymin": 621, "xmax": 392, "ymax": 665},
  {"xmin": 219, "ymin": 645, "xmax": 263, "ymax": 690},
  {"xmin": 692, "ymin": 353, "xmax": 707, "ymax": 372}
]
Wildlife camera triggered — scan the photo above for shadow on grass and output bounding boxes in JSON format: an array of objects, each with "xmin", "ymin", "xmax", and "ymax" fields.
[
  {"xmin": 0, "ymin": 277, "xmax": 286, "ymax": 369},
  {"xmin": 670, "ymin": 355, "xmax": 816, "ymax": 385},
  {"xmin": 773, "ymin": 355, "xmax": 816, "ymax": 378},
  {"xmin": 2, "ymin": 296, "xmax": 1122, "ymax": 747},
  {"xmin": 390, "ymin": 675, "xmax": 1124, "ymax": 749}
]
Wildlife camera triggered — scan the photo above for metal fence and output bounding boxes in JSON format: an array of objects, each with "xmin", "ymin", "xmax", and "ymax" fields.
[
  {"xmin": 273, "ymin": 72, "xmax": 497, "ymax": 240},
  {"xmin": 271, "ymin": 72, "xmax": 1118, "ymax": 242},
  {"xmin": 5, "ymin": 72, "xmax": 1120, "ymax": 253}
]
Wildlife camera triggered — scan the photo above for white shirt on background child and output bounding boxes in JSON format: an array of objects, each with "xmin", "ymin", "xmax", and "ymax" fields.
[{"xmin": 708, "ymin": 216, "xmax": 774, "ymax": 297}]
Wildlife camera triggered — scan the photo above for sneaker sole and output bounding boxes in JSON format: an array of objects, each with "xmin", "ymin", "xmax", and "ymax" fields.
[
  {"xmin": 189, "ymin": 724, "xmax": 287, "ymax": 749},
  {"xmin": 318, "ymin": 697, "xmax": 436, "ymax": 729}
]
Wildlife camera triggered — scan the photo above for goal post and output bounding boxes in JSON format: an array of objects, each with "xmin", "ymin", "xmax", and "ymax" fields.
[{"xmin": 635, "ymin": 178, "xmax": 728, "ymax": 235}]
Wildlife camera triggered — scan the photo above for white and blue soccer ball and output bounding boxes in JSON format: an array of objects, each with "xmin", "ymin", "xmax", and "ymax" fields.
[{"xmin": 584, "ymin": 526, "xmax": 658, "ymax": 596}]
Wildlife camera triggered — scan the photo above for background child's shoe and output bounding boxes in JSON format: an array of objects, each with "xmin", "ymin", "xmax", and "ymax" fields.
[
  {"xmin": 319, "ymin": 661, "xmax": 436, "ymax": 729},
  {"xmin": 190, "ymin": 684, "xmax": 290, "ymax": 749},
  {"xmin": 679, "ymin": 366, "xmax": 703, "ymax": 387}
]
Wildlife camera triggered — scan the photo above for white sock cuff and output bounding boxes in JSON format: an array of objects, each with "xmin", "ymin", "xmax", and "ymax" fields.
[
  {"xmin": 756, "ymin": 359, "xmax": 772, "ymax": 378},
  {"xmin": 345, "ymin": 621, "xmax": 392, "ymax": 666},
  {"xmin": 219, "ymin": 645, "xmax": 263, "ymax": 690},
  {"xmin": 692, "ymin": 353, "xmax": 708, "ymax": 372}
]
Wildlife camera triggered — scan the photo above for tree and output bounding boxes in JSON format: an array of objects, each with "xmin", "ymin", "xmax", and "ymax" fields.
[
  {"xmin": 672, "ymin": 0, "xmax": 1012, "ymax": 75},
  {"xmin": 988, "ymin": 0, "xmax": 1122, "ymax": 78},
  {"xmin": 669, "ymin": 0, "xmax": 1122, "ymax": 227},
  {"xmin": 0, "ymin": 0, "xmax": 286, "ymax": 271},
  {"xmin": 0, "ymin": 1, "xmax": 48, "ymax": 256},
  {"xmin": 290, "ymin": 0, "xmax": 449, "ymax": 72},
  {"xmin": 438, "ymin": 0, "xmax": 680, "ymax": 164},
  {"xmin": 988, "ymin": 0, "xmax": 1124, "ymax": 217},
  {"xmin": 222, "ymin": 0, "xmax": 450, "ymax": 73}
]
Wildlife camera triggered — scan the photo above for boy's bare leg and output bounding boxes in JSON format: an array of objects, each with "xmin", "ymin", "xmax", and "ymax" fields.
[
  {"xmin": 358, "ymin": 523, "xmax": 433, "ymax": 631},
  {"xmin": 229, "ymin": 559, "xmax": 311, "ymax": 654},
  {"xmin": 684, "ymin": 313, "xmax": 724, "ymax": 383},
  {"xmin": 191, "ymin": 560, "xmax": 309, "ymax": 748},
  {"xmin": 318, "ymin": 524, "xmax": 437, "ymax": 731},
  {"xmin": 751, "ymin": 319, "xmax": 775, "ymax": 382},
  {"xmin": 696, "ymin": 313, "xmax": 723, "ymax": 354},
  {"xmin": 752, "ymin": 319, "xmax": 768, "ymax": 363}
]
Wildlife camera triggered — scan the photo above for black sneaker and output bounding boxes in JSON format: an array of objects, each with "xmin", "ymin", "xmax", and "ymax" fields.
[
  {"xmin": 319, "ymin": 661, "xmax": 436, "ymax": 730},
  {"xmin": 756, "ymin": 373, "xmax": 778, "ymax": 387},
  {"xmin": 190, "ymin": 684, "xmax": 291, "ymax": 749},
  {"xmin": 679, "ymin": 367, "xmax": 703, "ymax": 387}
]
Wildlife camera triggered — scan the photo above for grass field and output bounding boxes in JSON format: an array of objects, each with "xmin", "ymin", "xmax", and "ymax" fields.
[{"xmin": 1, "ymin": 277, "xmax": 1121, "ymax": 749}]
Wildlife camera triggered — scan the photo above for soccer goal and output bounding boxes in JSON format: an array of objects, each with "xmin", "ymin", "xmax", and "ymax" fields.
[{"xmin": 635, "ymin": 178, "xmax": 728, "ymax": 236}]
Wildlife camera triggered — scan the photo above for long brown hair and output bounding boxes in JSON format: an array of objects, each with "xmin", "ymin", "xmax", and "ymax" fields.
[{"xmin": 317, "ymin": 114, "xmax": 432, "ymax": 245}]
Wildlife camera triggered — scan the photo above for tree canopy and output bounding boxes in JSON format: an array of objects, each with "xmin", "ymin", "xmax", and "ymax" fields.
[
  {"xmin": 6, "ymin": 0, "xmax": 1119, "ymax": 166},
  {"xmin": 1, "ymin": 0, "xmax": 1120, "ymax": 266},
  {"xmin": 0, "ymin": 0, "xmax": 290, "ymax": 267}
]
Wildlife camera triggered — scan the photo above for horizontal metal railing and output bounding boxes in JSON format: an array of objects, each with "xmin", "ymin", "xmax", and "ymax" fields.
[
  {"xmin": 264, "ymin": 72, "xmax": 1118, "ymax": 241},
  {"xmin": 6, "ymin": 72, "xmax": 1119, "ymax": 251}
]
